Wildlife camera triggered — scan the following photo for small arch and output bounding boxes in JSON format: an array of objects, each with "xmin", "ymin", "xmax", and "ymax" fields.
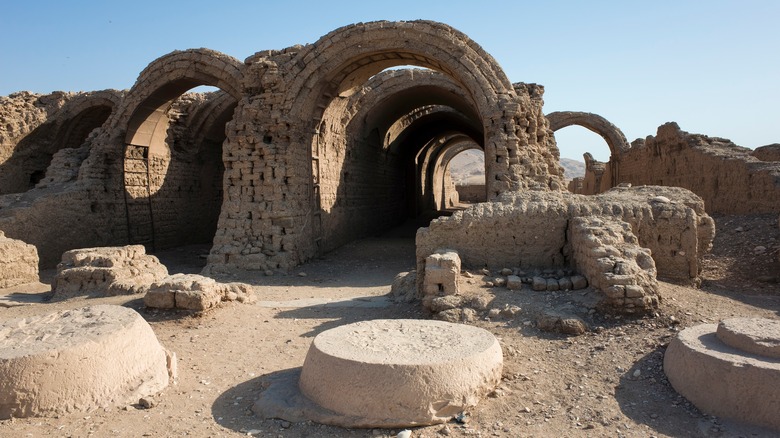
[{"xmin": 546, "ymin": 111, "xmax": 630, "ymax": 157}]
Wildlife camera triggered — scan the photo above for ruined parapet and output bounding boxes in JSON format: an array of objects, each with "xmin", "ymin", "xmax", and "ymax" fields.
[
  {"xmin": 51, "ymin": 245, "xmax": 168, "ymax": 300},
  {"xmin": 619, "ymin": 123, "xmax": 780, "ymax": 214},
  {"xmin": 144, "ymin": 273, "xmax": 256, "ymax": 311},
  {"xmin": 0, "ymin": 231, "xmax": 39, "ymax": 288},
  {"xmin": 416, "ymin": 186, "xmax": 713, "ymax": 288},
  {"xmin": 569, "ymin": 216, "xmax": 659, "ymax": 312},
  {"xmin": 664, "ymin": 318, "xmax": 780, "ymax": 431},
  {"xmin": 0, "ymin": 305, "xmax": 175, "ymax": 419}
]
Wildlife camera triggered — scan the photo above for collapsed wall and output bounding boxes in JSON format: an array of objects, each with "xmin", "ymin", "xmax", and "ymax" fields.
[
  {"xmin": 592, "ymin": 123, "xmax": 779, "ymax": 214},
  {"xmin": 416, "ymin": 186, "xmax": 714, "ymax": 286},
  {"xmin": 0, "ymin": 92, "xmax": 74, "ymax": 194}
]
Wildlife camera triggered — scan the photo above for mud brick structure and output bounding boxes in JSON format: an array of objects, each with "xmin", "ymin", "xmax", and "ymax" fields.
[
  {"xmin": 0, "ymin": 19, "xmax": 772, "ymax": 288},
  {"xmin": 551, "ymin": 112, "xmax": 780, "ymax": 214},
  {"xmin": 416, "ymin": 186, "xmax": 714, "ymax": 312},
  {"xmin": 0, "ymin": 21, "xmax": 567, "ymax": 273}
]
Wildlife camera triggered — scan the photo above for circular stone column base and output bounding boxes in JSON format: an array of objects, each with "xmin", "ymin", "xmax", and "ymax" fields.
[
  {"xmin": 0, "ymin": 305, "xmax": 175, "ymax": 419},
  {"xmin": 664, "ymin": 318, "xmax": 780, "ymax": 431},
  {"xmin": 299, "ymin": 319, "xmax": 502, "ymax": 427}
]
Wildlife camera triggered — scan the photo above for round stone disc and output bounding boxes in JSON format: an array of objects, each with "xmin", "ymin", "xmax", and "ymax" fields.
[
  {"xmin": 298, "ymin": 319, "xmax": 503, "ymax": 427},
  {"xmin": 716, "ymin": 318, "xmax": 780, "ymax": 359},
  {"xmin": 0, "ymin": 305, "xmax": 173, "ymax": 419}
]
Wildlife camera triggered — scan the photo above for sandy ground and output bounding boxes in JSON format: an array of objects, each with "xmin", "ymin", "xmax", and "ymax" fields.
[{"xmin": 0, "ymin": 213, "xmax": 778, "ymax": 438}]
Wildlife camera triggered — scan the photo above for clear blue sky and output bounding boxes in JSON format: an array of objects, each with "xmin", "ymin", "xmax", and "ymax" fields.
[{"xmin": 2, "ymin": 0, "xmax": 778, "ymax": 161}]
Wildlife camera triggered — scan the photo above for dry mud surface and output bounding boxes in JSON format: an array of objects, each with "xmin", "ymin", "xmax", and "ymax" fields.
[{"xmin": 0, "ymin": 214, "xmax": 778, "ymax": 438}]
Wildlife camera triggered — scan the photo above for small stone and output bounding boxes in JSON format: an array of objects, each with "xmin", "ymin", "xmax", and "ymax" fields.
[
  {"xmin": 532, "ymin": 276, "xmax": 547, "ymax": 291},
  {"xmin": 754, "ymin": 246, "xmax": 767, "ymax": 254},
  {"xmin": 546, "ymin": 278, "xmax": 559, "ymax": 291},
  {"xmin": 487, "ymin": 308, "xmax": 501, "ymax": 319},
  {"xmin": 397, "ymin": 430, "xmax": 412, "ymax": 438},
  {"xmin": 735, "ymin": 227, "xmax": 744, "ymax": 232},
  {"xmin": 571, "ymin": 275, "xmax": 588, "ymax": 290},
  {"xmin": 469, "ymin": 295, "xmax": 491, "ymax": 310},
  {"xmin": 558, "ymin": 277, "xmax": 573, "ymax": 291},
  {"xmin": 264, "ymin": 270, "xmax": 274, "ymax": 276},
  {"xmin": 297, "ymin": 272, "xmax": 307, "ymax": 277},
  {"xmin": 279, "ymin": 420, "xmax": 291, "ymax": 429},
  {"xmin": 507, "ymin": 275, "xmax": 523, "ymax": 290},
  {"xmin": 500, "ymin": 305, "xmax": 522, "ymax": 318},
  {"xmin": 139, "ymin": 397, "xmax": 155, "ymax": 409},
  {"xmin": 493, "ymin": 277, "xmax": 507, "ymax": 287},
  {"xmin": 633, "ymin": 369, "xmax": 641, "ymax": 378},
  {"xmin": 500, "ymin": 268, "xmax": 513, "ymax": 276},
  {"xmin": 480, "ymin": 268, "xmax": 490, "ymax": 276},
  {"xmin": 463, "ymin": 271, "xmax": 473, "ymax": 278},
  {"xmin": 651, "ymin": 196, "xmax": 670, "ymax": 203},
  {"xmin": 438, "ymin": 425, "xmax": 452, "ymax": 435}
]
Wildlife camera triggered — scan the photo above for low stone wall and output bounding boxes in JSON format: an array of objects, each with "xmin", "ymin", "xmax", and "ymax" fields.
[
  {"xmin": 416, "ymin": 186, "xmax": 714, "ymax": 286},
  {"xmin": 0, "ymin": 231, "xmax": 39, "ymax": 288},
  {"xmin": 569, "ymin": 216, "xmax": 659, "ymax": 312}
]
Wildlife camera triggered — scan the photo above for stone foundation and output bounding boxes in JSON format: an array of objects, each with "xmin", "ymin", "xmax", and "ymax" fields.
[{"xmin": 51, "ymin": 245, "xmax": 168, "ymax": 300}]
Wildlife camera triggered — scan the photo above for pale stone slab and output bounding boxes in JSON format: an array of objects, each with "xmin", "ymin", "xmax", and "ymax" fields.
[
  {"xmin": 0, "ymin": 305, "xmax": 175, "ymax": 419},
  {"xmin": 716, "ymin": 318, "xmax": 780, "ymax": 359},
  {"xmin": 298, "ymin": 319, "xmax": 502, "ymax": 427},
  {"xmin": 664, "ymin": 323, "xmax": 780, "ymax": 431}
]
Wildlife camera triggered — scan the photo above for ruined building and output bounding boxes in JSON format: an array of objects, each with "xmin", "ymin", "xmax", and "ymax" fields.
[
  {"xmin": 548, "ymin": 112, "xmax": 780, "ymax": 214},
  {"xmin": 3, "ymin": 20, "xmax": 769, "ymax": 312}
]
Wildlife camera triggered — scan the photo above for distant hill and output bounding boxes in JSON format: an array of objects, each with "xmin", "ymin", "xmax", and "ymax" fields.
[
  {"xmin": 449, "ymin": 149, "xmax": 485, "ymax": 185},
  {"xmin": 448, "ymin": 150, "xmax": 586, "ymax": 185},
  {"xmin": 560, "ymin": 158, "xmax": 585, "ymax": 181}
]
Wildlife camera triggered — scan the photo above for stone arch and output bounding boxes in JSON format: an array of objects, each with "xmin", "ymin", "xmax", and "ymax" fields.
[
  {"xmin": 282, "ymin": 22, "xmax": 521, "ymax": 241},
  {"xmin": 0, "ymin": 90, "xmax": 122, "ymax": 193},
  {"xmin": 546, "ymin": 111, "xmax": 630, "ymax": 190},
  {"xmin": 546, "ymin": 111, "xmax": 630, "ymax": 157},
  {"xmin": 115, "ymin": 49, "xmax": 243, "ymax": 251},
  {"xmin": 285, "ymin": 21, "xmax": 512, "ymax": 125},
  {"xmin": 300, "ymin": 61, "xmax": 490, "ymax": 251},
  {"xmin": 430, "ymin": 137, "xmax": 483, "ymax": 210},
  {"xmin": 118, "ymin": 48, "xmax": 243, "ymax": 154},
  {"xmin": 344, "ymin": 69, "xmax": 481, "ymax": 150},
  {"xmin": 52, "ymin": 90, "xmax": 122, "ymax": 151}
]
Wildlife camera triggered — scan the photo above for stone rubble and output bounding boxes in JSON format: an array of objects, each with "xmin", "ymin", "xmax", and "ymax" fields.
[
  {"xmin": 51, "ymin": 245, "xmax": 168, "ymax": 300},
  {"xmin": 143, "ymin": 273, "xmax": 256, "ymax": 311}
]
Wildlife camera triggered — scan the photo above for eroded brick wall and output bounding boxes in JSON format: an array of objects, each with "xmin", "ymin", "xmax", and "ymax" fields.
[
  {"xmin": 416, "ymin": 186, "xmax": 714, "ymax": 285},
  {"xmin": 617, "ymin": 123, "xmax": 780, "ymax": 214}
]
